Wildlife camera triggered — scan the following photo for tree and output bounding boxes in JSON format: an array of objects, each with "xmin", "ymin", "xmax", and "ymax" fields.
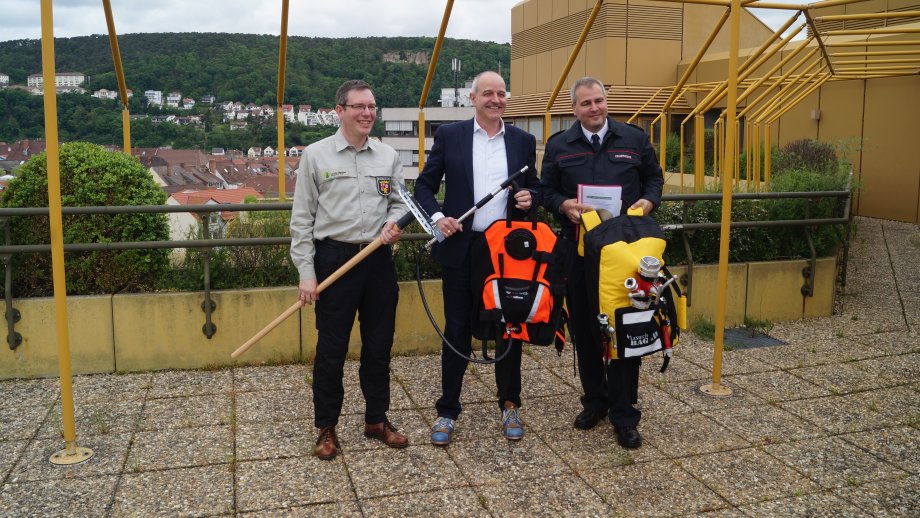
[{"xmin": 2, "ymin": 142, "xmax": 171, "ymax": 297}]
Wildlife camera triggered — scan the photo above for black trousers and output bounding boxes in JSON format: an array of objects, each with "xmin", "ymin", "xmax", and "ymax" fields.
[
  {"xmin": 565, "ymin": 238, "xmax": 641, "ymax": 428},
  {"xmin": 435, "ymin": 239, "xmax": 522, "ymax": 420},
  {"xmin": 312, "ymin": 240, "xmax": 398, "ymax": 428}
]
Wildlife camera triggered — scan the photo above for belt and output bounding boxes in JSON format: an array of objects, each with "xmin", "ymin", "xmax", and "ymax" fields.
[{"xmin": 318, "ymin": 238, "xmax": 374, "ymax": 253}]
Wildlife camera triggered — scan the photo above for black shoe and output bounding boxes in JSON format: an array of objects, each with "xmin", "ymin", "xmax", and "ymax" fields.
[
  {"xmin": 574, "ymin": 408, "xmax": 606, "ymax": 430},
  {"xmin": 614, "ymin": 426, "xmax": 642, "ymax": 449}
]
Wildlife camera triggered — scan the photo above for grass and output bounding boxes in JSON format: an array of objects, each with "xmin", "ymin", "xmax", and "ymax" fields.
[{"xmin": 690, "ymin": 317, "xmax": 715, "ymax": 341}]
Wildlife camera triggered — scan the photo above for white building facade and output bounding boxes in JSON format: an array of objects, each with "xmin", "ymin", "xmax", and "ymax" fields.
[{"xmin": 379, "ymin": 106, "xmax": 474, "ymax": 180}]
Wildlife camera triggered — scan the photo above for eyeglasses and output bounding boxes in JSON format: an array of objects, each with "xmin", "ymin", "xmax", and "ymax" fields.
[{"xmin": 340, "ymin": 104, "xmax": 378, "ymax": 113}]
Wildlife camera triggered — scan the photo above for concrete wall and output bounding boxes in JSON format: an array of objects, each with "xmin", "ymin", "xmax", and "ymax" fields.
[{"xmin": 0, "ymin": 259, "xmax": 835, "ymax": 379}]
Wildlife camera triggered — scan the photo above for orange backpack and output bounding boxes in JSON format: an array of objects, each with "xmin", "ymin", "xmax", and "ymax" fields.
[{"xmin": 470, "ymin": 212, "xmax": 567, "ymax": 352}]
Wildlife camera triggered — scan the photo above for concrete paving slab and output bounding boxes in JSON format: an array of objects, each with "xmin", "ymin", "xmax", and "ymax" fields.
[
  {"xmin": 848, "ymin": 330, "xmax": 918, "ymax": 355},
  {"xmin": 126, "ymin": 425, "xmax": 233, "ymax": 472},
  {"xmin": 40, "ymin": 399, "xmax": 143, "ymax": 438},
  {"xmin": 764, "ymin": 436, "xmax": 908, "ymax": 490},
  {"xmin": 7, "ymin": 433, "xmax": 130, "ymax": 482},
  {"xmin": 234, "ymin": 364, "xmax": 309, "ymax": 393},
  {"xmin": 140, "ymin": 394, "xmax": 232, "ymax": 430},
  {"xmin": 236, "ymin": 419, "xmax": 311, "ymax": 462},
  {"xmin": 636, "ymin": 384, "xmax": 696, "ymax": 415},
  {"xmin": 660, "ymin": 379, "xmax": 767, "ymax": 412},
  {"xmin": 789, "ymin": 359, "xmax": 905, "ymax": 395},
  {"xmin": 148, "ymin": 369, "xmax": 233, "ymax": 398},
  {"xmin": 542, "ymin": 423, "xmax": 664, "ymax": 471},
  {"xmin": 514, "ymin": 394, "xmax": 583, "ymax": 433},
  {"xmin": 359, "ymin": 487, "xmax": 488, "ymax": 517},
  {"xmin": 399, "ymin": 371, "xmax": 495, "ymax": 410},
  {"xmin": 113, "ymin": 464, "xmax": 234, "ymax": 516},
  {"xmin": 678, "ymin": 447, "xmax": 821, "ymax": 506},
  {"xmin": 449, "ymin": 436, "xmax": 569, "ymax": 486},
  {"xmin": 702, "ymin": 403, "xmax": 826, "ymax": 446},
  {"xmin": 780, "ymin": 394, "xmax": 897, "ymax": 435},
  {"xmin": 0, "ymin": 403, "xmax": 50, "ymax": 441},
  {"xmin": 335, "ymin": 408, "xmax": 429, "ymax": 452},
  {"xmin": 0, "ymin": 378, "xmax": 58, "ymax": 409},
  {"xmin": 236, "ymin": 389, "xmax": 311, "ymax": 424},
  {"xmin": 240, "ymin": 500, "xmax": 362, "ymax": 517},
  {"xmin": 235, "ymin": 456, "xmax": 352, "ymax": 511},
  {"xmin": 641, "ymin": 411, "xmax": 751, "ymax": 458},
  {"xmin": 583, "ymin": 460, "xmax": 730, "ymax": 516},
  {"xmin": 69, "ymin": 372, "xmax": 151, "ymax": 404},
  {"xmin": 481, "ymin": 473, "xmax": 614, "ymax": 516},
  {"xmin": 734, "ymin": 491, "xmax": 872, "ymax": 517},
  {"xmin": 839, "ymin": 425, "xmax": 920, "ymax": 475},
  {"xmin": 347, "ymin": 444, "xmax": 465, "ymax": 499},
  {"xmin": 640, "ymin": 352, "xmax": 713, "ymax": 382},
  {"xmin": 0, "ymin": 475, "xmax": 117, "ymax": 518},
  {"xmin": 831, "ymin": 474, "xmax": 918, "ymax": 518},
  {"xmin": 726, "ymin": 369, "xmax": 831, "ymax": 402},
  {"xmin": 0, "ymin": 439, "xmax": 27, "ymax": 480}
]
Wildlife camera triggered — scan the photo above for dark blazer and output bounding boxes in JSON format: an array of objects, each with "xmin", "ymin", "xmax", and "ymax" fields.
[{"xmin": 414, "ymin": 118, "xmax": 540, "ymax": 268}]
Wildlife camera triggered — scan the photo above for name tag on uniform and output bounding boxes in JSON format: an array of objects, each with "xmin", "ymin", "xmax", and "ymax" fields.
[
  {"xmin": 322, "ymin": 170, "xmax": 349, "ymax": 181},
  {"xmin": 375, "ymin": 177, "xmax": 391, "ymax": 195}
]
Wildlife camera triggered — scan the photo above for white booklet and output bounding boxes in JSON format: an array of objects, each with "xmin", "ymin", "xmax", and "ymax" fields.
[{"xmin": 577, "ymin": 184, "xmax": 622, "ymax": 217}]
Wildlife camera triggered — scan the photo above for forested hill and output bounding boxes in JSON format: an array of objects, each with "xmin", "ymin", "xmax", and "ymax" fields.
[{"xmin": 0, "ymin": 33, "xmax": 510, "ymax": 107}]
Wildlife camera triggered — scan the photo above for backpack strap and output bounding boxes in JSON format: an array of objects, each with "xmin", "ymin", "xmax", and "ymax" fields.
[{"xmin": 577, "ymin": 210, "xmax": 604, "ymax": 257}]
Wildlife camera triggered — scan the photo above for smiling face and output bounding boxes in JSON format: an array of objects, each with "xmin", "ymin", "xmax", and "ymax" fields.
[
  {"xmin": 470, "ymin": 72, "xmax": 507, "ymax": 130},
  {"xmin": 335, "ymin": 87, "xmax": 376, "ymax": 144},
  {"xmin": 572, "ymin": 82, "xmax": 608, "ymax": 134}
]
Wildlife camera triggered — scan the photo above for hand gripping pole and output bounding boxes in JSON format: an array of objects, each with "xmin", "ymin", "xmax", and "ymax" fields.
[{"xmin": 231, "ymin": 210, "xmax": 416, "ymax": 359}]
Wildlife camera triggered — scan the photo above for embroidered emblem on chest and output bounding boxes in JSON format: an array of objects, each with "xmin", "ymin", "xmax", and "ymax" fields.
[
  {"xmin": 322, "ymin": 170, "xmax": 348, "ymax": 181},
  {"xmin": 375, "ymin": 177, "xmax": 391, "ymax": 196}
]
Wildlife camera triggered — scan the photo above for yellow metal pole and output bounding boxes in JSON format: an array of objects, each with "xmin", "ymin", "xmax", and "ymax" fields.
[
  {"xmin": 735, "ymin": 120, "xmax": 741, "ymax": 188},
  {"xmin": 745, "ymin": 120, "xmax": 752, "ymax": 190},
  {"xmin": 832, "ymin": 50, "xmax": 920, "ymax": 57},
  {"xmin": 701, "ymin": 0, "xmax": 741, "ymax": 398},
  {"xmin": 765, "ymin": 74, "xmax": 831, "ymax": 125},
  {"xmin": 544, "ymin": 0, "xmax": 604, "ymax": 143},
  {"xmin": 824, "ymin": 28, "xmax": 920, "ymax": 36},
  {"xmin": 679, "ymin": 122, "xmax": 685, "ymax": 192},
  {"xmin": 276, "ymin": 0, "xmax": 290, "ymax": 200},
  {"xmin": 836, "ymin": 65, "xmax": 920, "ymax": 72},
  {"xmin": 753, "ymin": 65, "xmax": 825, "ymax": 124},
  {"xmin": 744, "ymin": 58, "xmax": 822, "ymax": 121},
  {"xmin": 41, "ymin": 0, "xmax": 94, "ymax": 466},
  {"xmin": 695, "ymin": 115, "xmax": 703, "ymax": 191},
  {"xmin": 418, "ymin": 0, "xmax": 455, "ymax": 171},
  {"xmin": 803, "ymin": 10, "xmax": 834, "ymax": 75},
  {"xmin": 627, "ymin": 87, "xmax": 664, "ymax": 124},
  {"xmin": 764, "ymin": 123, "xmax": 772, "ymax": 188},
  {"xmin": 713, "ymin": 118, "xmax": 719, "ymax": 184},
  {"xmin": 753, "ymin": 124, "xmax": 761, "ymax": 191},
  {"xmin": 834, "ymin": 58, "xmax": 920, "ymax": 65},
  {"xmin": 807, "ymin": 0, "xmax": 881, "ymax": 8},
  {"xmin": 737, "ymin": 37, "xmax": 814, "ymax": 106},
  {"xmin": 661, "ymin": 8, "xmax": 731, "ymax": 114},
  {"xmin": 659, "ymin": 113, "xmax": 668, "ymax": 176},
  {"xmin": 102, "ymin": 0, "xmax": 131, "ymax": 155}
]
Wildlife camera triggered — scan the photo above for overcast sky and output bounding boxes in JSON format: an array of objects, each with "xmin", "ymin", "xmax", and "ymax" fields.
[{"xmin": 1, "ymin": 0, "xmax": 802, "ymax": 43}]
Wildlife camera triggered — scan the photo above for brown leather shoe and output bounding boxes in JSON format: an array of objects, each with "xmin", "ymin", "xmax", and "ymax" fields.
[
  {"xmin": 364, "ymin": 420, "xmax": 409, "ymax": 448},
  {"xmin": 314, "ymin": 426, "xmax": 339, "ymax": 460}
]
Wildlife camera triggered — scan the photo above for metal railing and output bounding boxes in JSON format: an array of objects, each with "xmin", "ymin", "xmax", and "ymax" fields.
[{"xmin": 0, "ymin": 188, "xmax": 852, "ymax": 349}]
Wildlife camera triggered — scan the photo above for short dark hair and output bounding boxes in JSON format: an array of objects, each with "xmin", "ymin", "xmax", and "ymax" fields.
[{"xmin": 335, "ymin": 80, "xmax": 372, "ymax": 106}]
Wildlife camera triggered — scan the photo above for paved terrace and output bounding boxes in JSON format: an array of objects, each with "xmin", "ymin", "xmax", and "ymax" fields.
[{"xmin": 0, "ymin": 216, "xmax": 917, "ymax": 517}]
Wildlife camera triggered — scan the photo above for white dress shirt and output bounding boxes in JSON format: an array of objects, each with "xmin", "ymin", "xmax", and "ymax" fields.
[
  {"xmin": 581, "ymin": 120, "xmax": 609, "ymax": 147},
  {"xmin": 470, "ymin": 118, "xmax": 508, "ymax": 231}
]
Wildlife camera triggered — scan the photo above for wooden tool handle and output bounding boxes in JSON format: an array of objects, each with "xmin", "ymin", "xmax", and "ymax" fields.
[{"xmin": 231, "ymin": 238, "xmax": 385, "ymax": 359}]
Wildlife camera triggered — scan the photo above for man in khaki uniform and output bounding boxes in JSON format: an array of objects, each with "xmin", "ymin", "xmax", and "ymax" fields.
[{"xmin": 290, "ymin": 79, "xmax": 409, "ymax": 460}]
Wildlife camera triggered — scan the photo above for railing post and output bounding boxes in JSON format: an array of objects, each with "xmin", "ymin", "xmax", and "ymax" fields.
[
  {"xmin": 1, "ymin": 217, "xmax": 22, "ymax": 350},
  {"xmin": 198, "ymin": 212, "xmax": 217, "ymax": 339}
]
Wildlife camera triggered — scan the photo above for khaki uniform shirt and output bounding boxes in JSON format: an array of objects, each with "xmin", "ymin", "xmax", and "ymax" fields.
[{"xmin": 290, "ymin": 129, "xmax": 408, "ymax": 282}]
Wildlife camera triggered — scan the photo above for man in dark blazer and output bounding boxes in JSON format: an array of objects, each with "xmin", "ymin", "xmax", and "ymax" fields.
[{"xmin": 414, "ymin": 70, "xmax": 541, "ymax": 445}]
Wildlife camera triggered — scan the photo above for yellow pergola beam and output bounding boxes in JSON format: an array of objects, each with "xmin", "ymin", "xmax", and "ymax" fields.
[
  {"xmin": 807, "ymin": 0, "xmax": 875, "ymax": 8},
  {"xmin": 737, "ymin": 36, "xmax": 814, "ymax": 106},
  {"xmin": 803, "ymin": 10, "xmax": 834, "ymax": 74},
  {"xmin": 832, "ymin": 50, "xmax": 920, "ymax": 57},
  {"xmin": 101, "ymin": 0, "xmax": 131, "ymax": 155},
  {"xmin": 816, "ymin": 11, "xmax": 920, "ymax": 21},
  {"xmin": 737, "ymin": 48, "xmax": 820, "ymax": 119},
  {"xmin": 823, "ymin": 28, "xmax": 920, "ymax": 36},
  {"xmin": 276, "ymin": 0, "xmax": 290, "ymax": 200},
  {"xmin": 626, "ymin": 87, "xmax": 666, "ymax": 124},
  {"xmin": 417, "ymin": 0, "xmax": 454, "ymax": 171},
  {"xmin": 825, "ymin": 40, "xmax": 920, "ymax": 47},
  {"xmin": 836, "ymin": 65, "xmax": 920, "ymax": 71},
  {"xmin": 754, "ymin": 65, "xmax": 827, "ymax": 124},
  {"xmin": 765, "ymin": 74, "xmax": 832, "ymax": 125},
  {"xmin": 544, "ymin": 0, "xmax": 604, "ymax": 143},
  {"xmin": 833, "ymin": 58, "xmax": 920, "ymax": 65},
  {"xmin": 662, "ymin": 8, "xmax": 731, "ymax": 114}
]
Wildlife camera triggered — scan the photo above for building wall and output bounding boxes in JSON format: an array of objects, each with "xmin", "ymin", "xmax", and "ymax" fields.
[{"xmin": 510, "ymin": 0, "xmax": 774, "ymax": 95}]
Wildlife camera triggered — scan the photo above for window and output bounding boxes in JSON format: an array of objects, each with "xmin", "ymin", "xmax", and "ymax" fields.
[
  {"xmin": 397, "ymin": 150, "xmax": 413, "ymax": 166},
  {"xmin": 385, "ymin": 121, "xmax": 415, "ymax": 136}
]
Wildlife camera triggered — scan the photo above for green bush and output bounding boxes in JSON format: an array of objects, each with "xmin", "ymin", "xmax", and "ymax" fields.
[
  {"xmin": 773, "ymin": 139, "xmax": 839, "ymax": 177},
  {"xmin": 2, "ymin": 142, "xmax": 170, "ymax": 296},
  {"xmin": 655, "ymin": 167, "xmax": 850, "ymax": 265}
]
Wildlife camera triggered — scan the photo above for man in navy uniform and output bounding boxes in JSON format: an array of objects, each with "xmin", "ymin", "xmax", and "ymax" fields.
[{"xmin": 540, "ymin": 76, "xmax": 663, "ymax": 449}]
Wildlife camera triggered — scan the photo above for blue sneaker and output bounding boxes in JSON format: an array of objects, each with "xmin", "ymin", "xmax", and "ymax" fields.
[
  {"xmin": 501, "ymin": 402, "xmax": 524, "ymax": 440},
  {"xmin": 430, "ymin": 417, "xmax": 455, "ymax": 446}
]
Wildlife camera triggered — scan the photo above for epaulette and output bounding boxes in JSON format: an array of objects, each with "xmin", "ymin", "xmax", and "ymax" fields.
[
  {"xmin": 625, "ymin": 122, "xmax": 645, "ymax": 133},
  {"xmin": 545, "ymin": 129, "xmax": 566, "ymax": 144}
]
